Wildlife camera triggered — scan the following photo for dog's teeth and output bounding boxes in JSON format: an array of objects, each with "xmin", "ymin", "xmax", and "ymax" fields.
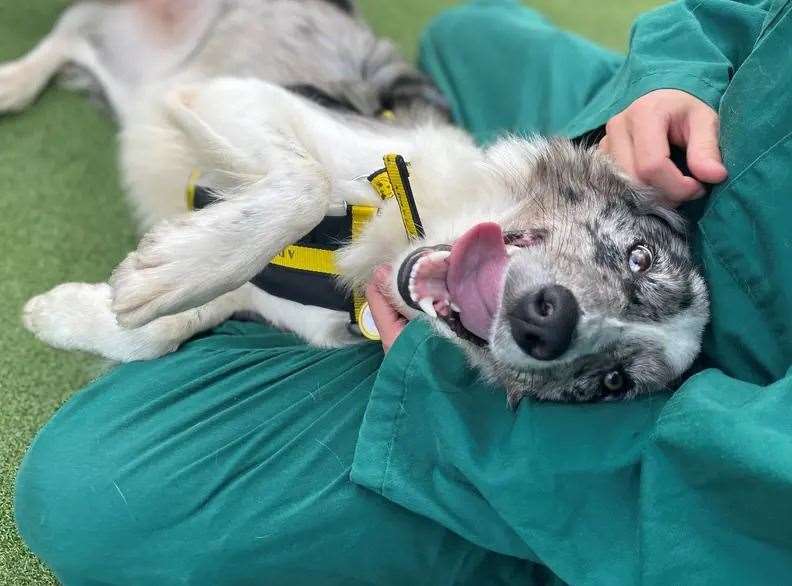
[
  {"xmin": 450, "ymin": 302, "xmax": 461, "ymax": 312},
  {"xmin": 418, "ymin": 297, "xmax": 437, "ymax": 318},
  {"xmin": 426, "ymin": 250, "xmax": 451, "ymax": 263},
  {"xmin": 410, "ymin": 257, "xmax": 426, "ymax": 280}
]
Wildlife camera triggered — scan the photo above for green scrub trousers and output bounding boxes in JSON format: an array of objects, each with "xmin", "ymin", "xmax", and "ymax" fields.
[{"xmin": 15, "ymin": 1, "xmax": 792, "ymax": 584}]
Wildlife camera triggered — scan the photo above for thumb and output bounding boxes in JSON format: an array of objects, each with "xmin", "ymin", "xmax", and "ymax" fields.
[
  {"xmin": 372, "ymin": 265, "xmax": 391, "ymax": 289},
  {"xmin": 686, "ymin": 106, "xmax": 728, "ymax": 185}
]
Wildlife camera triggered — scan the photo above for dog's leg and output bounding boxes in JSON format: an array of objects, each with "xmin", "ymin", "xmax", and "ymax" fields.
[
  {"xmin": 110, "ymin": 78, "xmax": 391, "ymax": 328},
  {"xmin": 0, "ymin": 2, "xmax": 117, "ymax": 113},
  {"xmin": 23, "ymin": 282, "xmax": 253, "ymax": 362},
  {"xmin": 110, "ymin": 160, "xmax": 332, "ymax": 328}
]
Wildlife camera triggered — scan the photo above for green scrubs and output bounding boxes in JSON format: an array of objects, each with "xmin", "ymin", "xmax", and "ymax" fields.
[{"xmin": 15, "ymin": 1, "xmax": 792, "ymax": 584}]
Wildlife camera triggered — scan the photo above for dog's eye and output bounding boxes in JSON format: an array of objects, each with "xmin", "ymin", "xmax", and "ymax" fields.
[
  {"xmin": 628, "ymin": 245, "xmax": 653, "ymax": 273},
  {"xmin": 504, "ymin": 230, "xmax": 544, "ymax": 248},
  {"xmin": 601, "ymin": 369, "xmax": 627, "ymax": 394}
]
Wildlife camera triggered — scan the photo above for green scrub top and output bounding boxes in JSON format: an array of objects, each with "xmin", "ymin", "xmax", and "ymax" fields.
[{"xmin": 14, "ymin": 1, "xmax": 792, "ymax": 585}]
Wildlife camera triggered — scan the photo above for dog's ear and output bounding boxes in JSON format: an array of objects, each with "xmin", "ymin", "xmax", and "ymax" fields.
[
  {"xmin": 588, "ymin": 144, "xmax": 690, "ymax": 235},
  {"xmin": 483, "ymin": 135, "xmax": 551, "ymax": 200},
  {"xmin": 629, "ymin": 186, "xmax": 688, "ymax": 236}
]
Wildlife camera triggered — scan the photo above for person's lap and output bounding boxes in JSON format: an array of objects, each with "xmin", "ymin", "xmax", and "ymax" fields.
[{"xmin": 16, "ymin": 322, "xmax": 530, "ymax": 585}]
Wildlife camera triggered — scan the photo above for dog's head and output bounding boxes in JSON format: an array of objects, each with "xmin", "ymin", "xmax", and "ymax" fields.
[{"xmin": 393, "ymin": 137, "xmax": 709, "ymax": 405}]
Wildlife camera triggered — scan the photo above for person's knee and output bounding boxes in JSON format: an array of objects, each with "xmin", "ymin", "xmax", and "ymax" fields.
[
  {"xmin": 420, "ymin": 0, "xmax": 548, "ymax": 59},
  {"xmin": 14, "ymin": 413, "xmax": 147, "ymax": 580},
  {"xmin": 15, "ymin": 420, "xmax": 89, "ymax": 567}
]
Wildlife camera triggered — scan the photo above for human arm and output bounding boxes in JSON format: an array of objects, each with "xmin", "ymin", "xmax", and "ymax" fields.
[{"xmin": 351, "ymin": 322, "xmax": 792, "ymax": 585}]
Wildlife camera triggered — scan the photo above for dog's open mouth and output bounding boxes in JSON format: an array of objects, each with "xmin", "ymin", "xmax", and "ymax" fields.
[{"xmin": 397, "ymin": 223, "xmax": 512, "ymax": 345}]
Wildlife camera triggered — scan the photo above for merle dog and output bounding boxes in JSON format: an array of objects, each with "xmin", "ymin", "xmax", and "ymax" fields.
[{"xmin": 3, "ymin": 0, "xmax": 709, "ymax": 404}]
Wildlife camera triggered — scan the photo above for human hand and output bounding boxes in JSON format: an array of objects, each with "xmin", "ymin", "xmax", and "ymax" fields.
[
  {"xmin": 598, "ymin": 89, "xmax": 728, "ymax": 205},
  {"xmin": 365, "ymin": 265, "xmax": 408, "ymax": 352}
]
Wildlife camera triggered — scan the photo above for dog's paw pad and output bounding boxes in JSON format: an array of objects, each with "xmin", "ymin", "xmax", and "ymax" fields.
[
  {"xmin": 109, "ymin": 255, "xmax": 169, "ymax": 327},
  {"xmin": 110, "ymin": 249, "xmax": 203, "ymax": 329}
]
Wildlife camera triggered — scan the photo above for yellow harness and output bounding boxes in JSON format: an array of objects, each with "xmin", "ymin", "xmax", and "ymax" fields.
[{"xmin": 187, "ymin": 153, "xmax": 423, "ymax": 341}]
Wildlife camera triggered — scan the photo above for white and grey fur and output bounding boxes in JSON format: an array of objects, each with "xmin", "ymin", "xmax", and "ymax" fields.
[{"xmin": 4, "ymin": 0, "xmax": 709, "ymax": 404}]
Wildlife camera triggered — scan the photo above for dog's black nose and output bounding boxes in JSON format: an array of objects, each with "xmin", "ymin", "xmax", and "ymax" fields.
[{"xmin": 508, "ymin": 285, "xmax": 579, "ymax": 361}]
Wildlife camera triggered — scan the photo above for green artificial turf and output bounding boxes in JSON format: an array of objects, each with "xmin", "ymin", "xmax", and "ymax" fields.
[{"xmin": 0, "ymin": 1, "xmax": 659, "ymax": 583}]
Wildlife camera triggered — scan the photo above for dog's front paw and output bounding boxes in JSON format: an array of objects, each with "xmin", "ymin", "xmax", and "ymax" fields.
[
  {"xmin": 110, "ymin": 220, "xmax": 240, "ymax": 328},
  {"xmin": 0, "ymin": 59, "xmax": 45, "ymax": 113}
]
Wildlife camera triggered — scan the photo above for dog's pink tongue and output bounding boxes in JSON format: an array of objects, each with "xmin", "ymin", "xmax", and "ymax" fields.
[{"xmin": 447, "ymin": 223, "xmax": 508, "ymax": 340}]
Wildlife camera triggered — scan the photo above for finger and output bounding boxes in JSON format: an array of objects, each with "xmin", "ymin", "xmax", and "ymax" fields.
[
  {"xmin": 367, "ymin": 285, "xmax": 406, "ymax": 352},
  {"xmin": 365, "ymin": 271, "xmax": 406, "ymax": 352},
  {"xmin": 598, "ymin": 135, "xmax": 609, "ymax": 151},
  {"xmin": 603, "ymin": 118, "xmax": 637, "ymax": 179},
  {"xmin": 686, "ymin": 106, "xmax": 728, "ymax": 184},
  {"xmin": 372, "ymin": 267, "xmax": 405, "ymax": 316},
  {"xmin": 631, "ymin": 113, "xmax": 706, "ymax": 202}
]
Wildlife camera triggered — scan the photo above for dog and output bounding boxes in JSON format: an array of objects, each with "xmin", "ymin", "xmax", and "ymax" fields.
[{"xmin": 4, "ymin": 0, "xmax": 709, "ymax": 404}]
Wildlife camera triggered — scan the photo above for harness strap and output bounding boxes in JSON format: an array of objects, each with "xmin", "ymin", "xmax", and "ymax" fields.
[
  {"xmin": 349, "ymin": 204, "xmax": 378, "ymax": 332},
  {"xmin": 186, "ymin": 153, "xmax": 423, "ymax": 342},
  {"xmin": 269, "ymin": 245, "xmax": 337, "ymax": 275},
  {"xmin": 368, "ymin": 154, "xmax": 425, "ymax": 239}
]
